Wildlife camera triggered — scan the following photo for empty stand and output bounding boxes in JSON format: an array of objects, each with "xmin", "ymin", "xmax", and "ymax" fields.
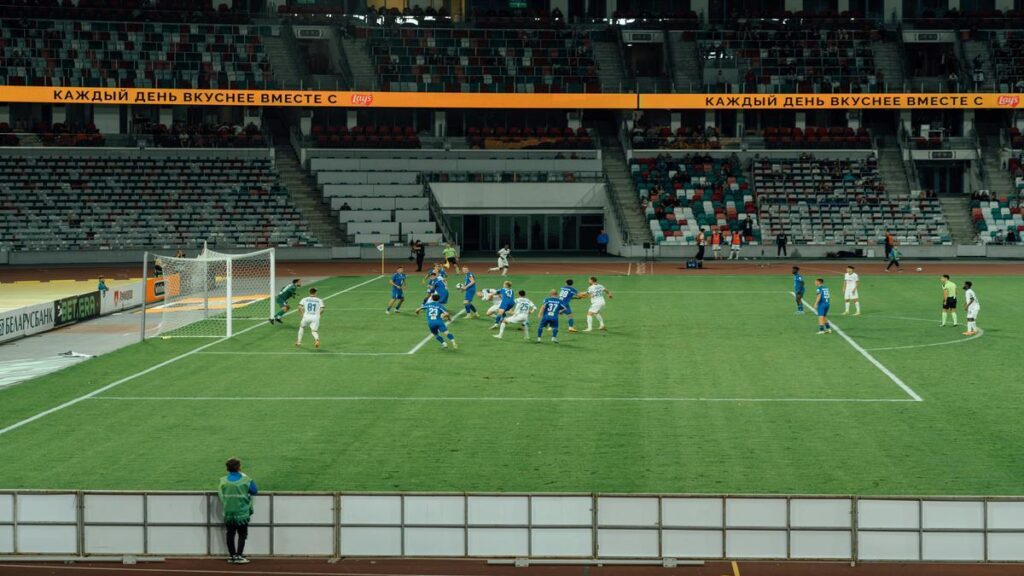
[
  {"xmin": 0, "ymin": 19, "xmax": 273, "ymax": 88},
  {"xmin": 754, "ymin": 156, "xmax": 951, "ymax": 246},
  {"xmin": 364, "ymin": 27, "xmax": 599, "ymax": 93},
  {"xmin": 0, "ymin": 152, "xmax": 316, "ymax": 251},
  {"xmin": 632, "ymin": 154, "xmax": 760, "ymax": 245}
]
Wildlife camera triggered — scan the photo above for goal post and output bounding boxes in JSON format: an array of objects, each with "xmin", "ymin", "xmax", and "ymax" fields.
[{"xmin": 143, "ymin": 246, "xmax": 276, "ymax": 339}]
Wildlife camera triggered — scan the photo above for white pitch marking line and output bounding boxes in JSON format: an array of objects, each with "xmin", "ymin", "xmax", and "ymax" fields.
[
  {"xmin": 0, "ymin": 275, "xmax": 384, "ymax": 437},
  {"xmin": 91, "ymin": 396, "xmax": 916, "ymax": 403},
  {"xmin": 199, "ymin": 351, "xmax": 408, "ymax": 356},
  {"xmin": 616, "ymin": 290, "xmax": 789, "ymax": 294},
  {"xmin": 865, "ymin": 328, "xmax": 985, "ymax": 352},
  {"xmin": 407, "ymin": 309, "xmax": 466, "ymax": 355},
  {"xmin": 796, "ymin": 294, "xmax": 923, "ymax": 402}
]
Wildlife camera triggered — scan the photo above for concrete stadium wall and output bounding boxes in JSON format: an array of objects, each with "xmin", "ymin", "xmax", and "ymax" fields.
[
  {"xmin": 1, "ymin": 492, "xmax": 1022, "ymax": 562},
  {"xmin": 431, "ymin": 183, "xmax": 607, "ymax": 213},
  {"xmin": 617, "ymin": 244, "xmax": 1024, "ymax": 260}
]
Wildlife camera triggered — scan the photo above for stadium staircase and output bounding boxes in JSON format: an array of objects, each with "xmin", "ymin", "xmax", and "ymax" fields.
[
  {"xmin": 264, "ymin": 29, "xmax": 307, "ymax": 89},
  {"xmin": 938, "ymin": 195, "xmax": 978, "ymax": 244},
  {"xmin": 340, "ymin": 37, "xmax": 377, "ymax": 90},
  {"xmin": 876, "ymin": 139, "xmax": 911, "ymax": 196},
  {"xmin": 274, "ymin": 145, "xmax": 345, "ymax": 245},
  {"xmin": 871, "ymin": 40, "xmax": 905, "ymax": 89},
  {"xmin": 668, "ymin": 32, "xmax": 703, "ymax": 91},
  {"xmin": 963, "ymin": 40, "xmax": 997, "ymax": 91},
  {"xmin": 980, "ymin": 136, "xmax": 1016, "ymax": 195},
  {"xmin": 593, "ymin": 39, "xmax": 628, "ymax": 92},
  {"xmin": 601, "ymin": 137, "xmax": 653, "ymax": 245}
]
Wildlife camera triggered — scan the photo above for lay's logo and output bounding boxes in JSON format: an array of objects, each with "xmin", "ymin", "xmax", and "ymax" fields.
[
  {"xmin": 997, "ymin": 95, "xmax": 1020, "ymax": 107},
  {"xmin": 351, "ymin": 94, "xmax": 374, "ymax": 106}
]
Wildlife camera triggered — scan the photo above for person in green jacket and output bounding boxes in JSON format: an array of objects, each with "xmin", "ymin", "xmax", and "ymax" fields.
[
  {"xmin": 219, "ymin": 458, "xmax": 257, "ymax": 564},
  {"xmin": 442, "ymin": 243, "xmax": 458, "ymax": 270}
]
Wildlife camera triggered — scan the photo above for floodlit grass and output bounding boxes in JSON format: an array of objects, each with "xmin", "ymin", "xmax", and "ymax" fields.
[{"xmin": 0, "ymin": 271, "xmax": 1020, "ymax": 495}]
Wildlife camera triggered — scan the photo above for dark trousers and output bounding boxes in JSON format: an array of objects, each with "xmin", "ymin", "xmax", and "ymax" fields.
[
  {"xmin": 884, "ymin": 244, "xmax": 892, "ymax": 259},
  {"xmin": 226, "ymin": 522, "xmax": 248, "ymax": 557},
  {"xmin": 695, "ymin": 245, "xmax": 705, "ymax": 260},
  {"xmin": 777, "ymin": 244, "xmax": 787, "ymax": 257},
  {"xmin": 886, "ymin": 258, "xmax": 901, "ymax": 270},
  {"xmin": 415, "ymin": 253, "xmax": 425, "ymax": 271}
]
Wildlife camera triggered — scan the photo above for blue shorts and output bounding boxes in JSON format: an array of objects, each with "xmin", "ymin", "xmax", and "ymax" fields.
[
  {"xmin": 428, "ymin": 321, "xmax": 447, "ymax": 335},
  {"xmin": 499, "ymin": 300, "xmax": 514, "ymax": 312},
  {"xmin": 438, "ymin": 293, "xmax": 449, "ymax": 304},
  {"xmin": 795, "ymin": 290, "xmax": 804, "ymax": 299},
  {"xmin": 539, "ymin": 318, "xmax": 558, "ymax": 330},
  {"xmin": 391, "ymin": 288, "xmax": 404, "ymax": 299},
  {"xmin": 465, "ymin": 287, "xmax": 477, "ymax": 301},
  {"xmin": 561, "ymin": 303, "xmax": 573, "ymax": 315},
  {"xmin": 817, "ymin": 303, "xmax": 830, "ymax": 317}
]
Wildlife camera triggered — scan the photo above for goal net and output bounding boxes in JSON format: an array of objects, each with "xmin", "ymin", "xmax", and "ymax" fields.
[{"xmin": 146, "ymin": 247, "xmax": 275, "ymax": 338}]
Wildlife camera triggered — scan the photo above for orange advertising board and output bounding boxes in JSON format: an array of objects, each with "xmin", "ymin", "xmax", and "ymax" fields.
[{"xmin": 1, "ymin": 85, "xmax": 1020, "ymax": 110}]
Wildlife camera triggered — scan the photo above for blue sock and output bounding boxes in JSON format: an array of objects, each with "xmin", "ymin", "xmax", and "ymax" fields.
[
  {"xmin": 494, "ymin": 313, "xmax": 504, "ymax": 324},
  {"xmin": 435, "ymin": 334, "xmax": 444, "ymax": 343},
  {"xmin": 386, "ymin": 305, "xmax": 392, "ymax": 312},
  {"xmin": 826, "ymin": 322, "xmax": 831, "ymax": 329},
  {"xmin": 469, "ymin": 304, "xmax": 477, "ymax": 313},
  {"xmin": 568, "ymin": 318, "xmax": 575, "ymax": 328},
  {"xmin": 818, "ymin": 325, "xmax": 824, "ymax": 332},
  {"xmin": 552, "ymin": 326, "xmax": 559, "ymax": 338},
  {"xmin": 395, "ymin": 302, "xmax": 402, "ymax": 310},
  {"xmin": 447, "ymin": 333, "xmax": 455, "ymax": 341},
  {"xmin": 537, "ymin": 325, "xmax": 543, "ymax": 338},
  {"xmin": 465, "ymin": 303, "xmax": 472, "ymax": 314}
]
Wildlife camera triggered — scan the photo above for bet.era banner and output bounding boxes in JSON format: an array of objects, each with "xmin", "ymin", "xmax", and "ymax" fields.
[{"xmin": 0, "ymin": 86, "xmax": 1020, "ymax": 109}]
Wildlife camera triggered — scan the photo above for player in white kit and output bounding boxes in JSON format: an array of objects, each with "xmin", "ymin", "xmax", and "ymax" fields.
[
  {"xmin": 494, "ymin": 290, "xmax": 536, "ymax": 340},
  {"xmin": 582, "ymin": 276, "xmax": 613, "ymax": 332},
  {"xmin": 842, "ymin": 265, "xmax": 860, "ymax": 316},
  {"xmin": 962, "ymin": 281, "xmax": 980, "ymax": 336},
  {"xmin": 488, "ymin": 245, "xmax": 511, "ymax": 276},
  {"xmin": 296, "ymin": 288, "xmax": 325, "ymax": 349},
  {"xmin": 478, "ymin": 288, "xmax": 503, "ymax": 316}
]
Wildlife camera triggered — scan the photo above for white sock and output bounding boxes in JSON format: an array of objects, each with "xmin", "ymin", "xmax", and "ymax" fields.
[
  {"xmin": 488, "ymin": 267, "xmax": 498, "ymax": 271},
  {"xmin": 586, "ymin": 315, "xmax": 593, "ymax": 330},
  {"xmin": 844, "ymin": 302, "xmax": 850, "ymax": 313},
  {"xmin": 498, "ymin": 322, "xmax": 506, "ymax": 336},
  {"xmin": 951, "ymin": 312, "xmax": 958, "ymax": 325},
  {"xmin": 595, "ymin": 314, "xmax": 604, "ymax": 328},
  {"xmin": 296, "ymin": 327, "xmax": 304, "ymax": 343},
  {"xmin": 941, "ymin": 312, "xmax": 947, "ymax": 324},
  {"xmin": 311, "ymin": 330, "xmax": 319, "ymax": 341},
  {"xmin": 523, "ymin": 322, "xmax": 530, "ymax": 338},
  {"xmin": 855, "ymin": 302, "xmax": 860, "ymax": 314}
]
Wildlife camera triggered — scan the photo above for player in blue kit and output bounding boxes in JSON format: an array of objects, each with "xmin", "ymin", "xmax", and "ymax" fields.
[
  {"xmin": 433, "ymin": 273, "xmax": 450, "ymax": 305},
  {"xmin": 422, "ymin": 271, "xmax": 439, "ymax": 305},
  {"xmin": 490, "ymin": 280, "xmax": 515, "ymax": 329},
  {"xmin": 792, "ymin": 266, "xmax": 805, "ymax": 314},
  {"xmin": 386, "ymin": 266, "xmax": 407, "ymax": 315},
  {"xmin": 536, "ymin": 289, "xmax": 567, "ymax": 343},
  {"xmin": 416, "ymin": 293, "xmax": 458, "ymax": 350},
  {"xmin": 558, "ymin": 279, "xmax": 581, "ymax": 332},
  {"xmin": 813, "ymin": 278, "xmax": 832, "ymax": 334},
  {"xmin": 460, "ymin": 266, "xmax": 479, "ymax": 318}
]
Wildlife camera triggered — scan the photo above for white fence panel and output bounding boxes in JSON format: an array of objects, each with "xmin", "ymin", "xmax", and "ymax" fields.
[
  {"xmin": 858, "ymin": 500, "xmax": 920, "ymax": 529},
  {"xmin": 210, "ymin": 526, "xmax": 271, "ymax": 556},
  {"xmin": 467, "ymin": 496, "xmax": 528, "ymax": 526},
  {"xmin": 922, "ymin": 532, "xmax": 985, "ymax": 561},
  {"xmin": 0, "ymin": 526, "xmax": 12, "ymax": 553},
  {"xmin": 789, "ymin": 530, "xmax": 851, "ymax": 559},
  {"xmin": 662, "ymin": 497, "xmax": 723, "ymax": 528},
  {"xmin": 341, "ymin": 495, "xmax": 402, "ymax": 525},
  {"xmin": 18, "ymin": 494, "xmax": 76, "ymax": 523},
  {"xmin": 662, "ymin": 529, "xmax": 722, "ymax": 558},
  {"xmin": 404, "ymin": 527, "xmax": 464, "ymax": 556},
  {"xmin": 404, "ymin": 496, "xmax": 464, "ymax": 526},
  {"xmin": 273, "ymin": 526, "xmax": 334, "ymax": 555},
  {"xmin": 597, "ymin": 497, "xmax": 658, "ymax": 527},
  {"xmin": 84, "ymin": 526, "xmax": 145, "ymax": 554},
  {"xmin": 922, "ymin": 501, "xmax": 984, "ymax": 530},
  {"xmin": 530, "ymin": 496, "xmax": 591, "ymax": 526},
  {"xmin": 988, "ymin": 501, "xmax": 1024, "ymax": 529},
  {"xmin": 467, "ymin": 528, "xmax": 528, "ymax": 556},
  {"xmin": 858, "ymin": 531, "xmax": 920, "ymax": 560},
  {"xmin": 726, "ymin": 498, "xmax": 787, "ymax": 528},
  {"xmin": 273, "ymin": 495, "xmax": 334, "ymax": 525},
  {"xmin": 790, "ymin": 499, "xmax": 851, "ymax": 528},
  {"xmin": 725, "ymin": 530, "xmax": 787, "ymax": 559},
  {"xmin": 148, "ymin": 495, "xmax": 206, "ymax": 524},
  {"xmin": 988, "ymin": 533, "xmax": 1024, "ymax": 561},
  {"xmin": 339, "ymin": 527, "xmax": 402, "ymax": 555},
  {"xmin": 84, "ymin": 494, "xmax": 144, "ymax": 524},
  {"xmin": 530, "ymin": 528, "xmax": 591, "ymax": 557},
  {"xmin": 597, "ymin": 529, "xmax": 659, "ymax": 557},
  {"xmin": 18, "ymin": 526, "xmax": 77, "ymax": 554}
]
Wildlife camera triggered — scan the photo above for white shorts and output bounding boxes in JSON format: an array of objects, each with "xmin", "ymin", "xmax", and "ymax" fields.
[
  {"xmin": 505, "ymin": 313, "xmax": 529, "ymax": 324},
  {"xmin": 300, "ymin": 317, "xmax": 320, "ymax": 331},
  {"xmin": 588, "ymin": 302, "xmax": 605, "ymax": 314},
  {"xmin": 497, "ymin": 257, "xmax": 509, "ymax": 268},
  {"xmin": 712, "ymin": 245, "xmax": 721, "ymax": 251},
  {"xmin": 845, "ymin": 289, "xmax": 858, "ymax": 300},
  {"xmin": 730, "ymin": 245, "xmax": 740, "ymax": 251},
  {"xmin": 967, "ymin": 304, "xmax": 980, "ymax": 317}
]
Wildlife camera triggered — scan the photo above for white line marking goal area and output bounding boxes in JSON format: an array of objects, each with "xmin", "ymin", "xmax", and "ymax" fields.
[
  {"xmin": 0, "ymin": 275, "xmax": 385, "ymax": 438},
  {"xmin": 795, "ymin": 294, "xmax": 923, "ymax": 402},
  {"xmin": 90, "ymin": 396, "xmax": 918, "ymax": 404}
]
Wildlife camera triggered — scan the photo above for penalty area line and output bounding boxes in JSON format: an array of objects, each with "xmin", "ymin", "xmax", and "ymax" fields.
[
  {"xmin": 0, "ymin": 275, "xmax": 384, "ymax": 438},
  {"xmin": 407, "ymin": 309, "xmax": 467, "ymax": 354},
  {"xmin": 796, "ymin": 294, "xmax": 923, "ymax": 402},
  {"xmin": 90, "ymin": 396, "xmax": 917, "ymax": 403}
]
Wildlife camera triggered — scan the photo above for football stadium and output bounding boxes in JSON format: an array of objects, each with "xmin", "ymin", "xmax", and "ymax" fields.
[{"xmin": 1, "ymin": 1, "xmax": 1024, "ymax": 574}]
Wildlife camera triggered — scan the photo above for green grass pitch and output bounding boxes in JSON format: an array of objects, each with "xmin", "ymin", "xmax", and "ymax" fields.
[{"xmin": 0, "ymin": 270, "xmax": 1020, "ymax": 496}]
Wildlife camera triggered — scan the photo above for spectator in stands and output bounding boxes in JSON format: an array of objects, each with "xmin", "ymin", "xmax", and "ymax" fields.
[
  {"xmin": 1006, "ymin": 230, "xmax": 1018, "ymax": 244},
  {"xmin": 219, "ymin": 458, "xmax": 257, "ymax": 565},
  {"xmin": 97, "ymin": 276, "xmax": 108, "ymax": 299},
  {"xmin": 411, "ymin": 240, "xmax": 426, "ymax": 272},
  {"xmin": 340, "ymin": 202, "xmax": 352, "ymax": 211},
  {"xmin": 153, "ymin": 258, "xmax": 164, "ymax": 278},
  {"xmin": 596, "ymin": 229, "xmax": 609, "ymax": 254},
  {"xmin": 776, "ymin": 232, "xmax": 788, "ymax": 257}
]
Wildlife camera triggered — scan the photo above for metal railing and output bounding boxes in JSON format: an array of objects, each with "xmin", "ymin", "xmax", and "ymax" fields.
[{"xmin": 424, "ymin": 182, "xmax": 455, "ymax": 244}]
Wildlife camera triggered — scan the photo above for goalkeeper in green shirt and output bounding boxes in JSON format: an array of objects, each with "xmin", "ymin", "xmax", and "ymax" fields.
[
  {"xmin": 219, "ymin": 458, "xmax": 258, "ymax": 564},
  {"xmin": 270, "ymin": 278, "xmax": 301, "ymax": 324}
]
